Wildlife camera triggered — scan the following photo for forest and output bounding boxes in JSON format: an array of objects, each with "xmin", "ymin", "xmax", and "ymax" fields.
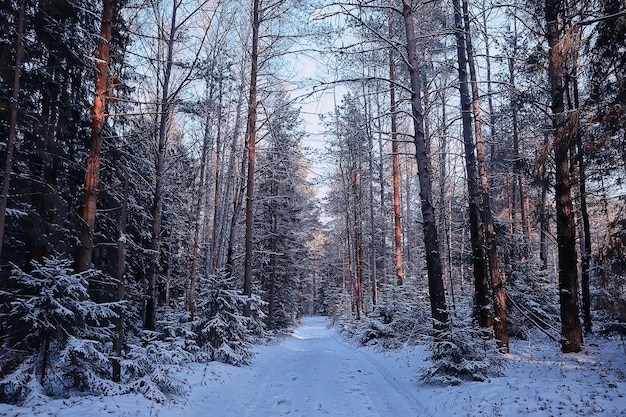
[{"xmin": 0, "ymin": 0, "xmax": 625, "ymax": 408}]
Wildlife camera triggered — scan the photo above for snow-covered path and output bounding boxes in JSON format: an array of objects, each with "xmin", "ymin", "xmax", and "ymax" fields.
[
  {"xmin": 177, "ymin": 316, "xmax": 426, "ymax": 417},
  {"xmin": 3, "ymin": 316, "xmax": 626, "ymax": 416}
]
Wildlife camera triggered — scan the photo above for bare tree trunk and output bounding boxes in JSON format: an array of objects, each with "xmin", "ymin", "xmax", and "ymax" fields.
[
  {"xmin": 188, "ymin": 96, "xmax": 212, "ymax": 318},
  {"xmin": 210, "ymin": 80, "xmax": 224, "ymax": 277},
  {"xmin": 507, "ymin": 16, "xmax": 529, "ymax": 245},
  {"xmin": 452, "ymin": 0, "xmax": 492, "ymax": 332},
  {"xmin": 544, "ymin": 0, "xmax": 583, "ymax": 353},
  {"xmin": 402, "ymin": 0, "xmax": 448, "ymax": 326},
  {"xmin": 112, "ymin": 177, "xmax": 128, "ymax": 383},
  {"xmin": 78, "ymin": 0, "xmax": 114, "ymax": 272},
  {"xmin": 366, "ymin": 100, "xmax": 378, "ymax": 307},
  {"xmin": 224, "ymin": 83, "xmax": 246, "ymax": 280},
  {"xmin": 577, "ymin": 138, "xmax": 592, "ymax": 333},
  {"xmin": 243, "ymin": 0, "xmax": 260, "ymax": 317},
  {"xmin": 388, "ymin": 23, "xmax": 404, "ymax": 286},
  {"xmin": 145, "ymin": 2, "xmax": 178, "ymax": 331},
  {"xmin": 462, "ymin": 0, "xmax": 508, "ymax": 352},
  {"xmin": 539, "ymin": 133, "xmax": 550, "ymax": 270},
  {"xmin": 570, "ymin": 69, "xmax": 592, "ymax": 333},
  {"xmin": 0, "ymin": 0, "xmax": 25, "ymax": 260},
  {"xmin": 439, "ymin": 90, "xmax": 455, "ymax": 306},
  {"xmin": 481, "ymin": 1, "xmax": 497, "ymax": 166}
]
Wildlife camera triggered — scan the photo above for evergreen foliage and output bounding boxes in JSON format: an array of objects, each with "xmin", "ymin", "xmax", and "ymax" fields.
[
  {"xmin": 193, "ymin": 274, "xmax": 256, "ymax": 366},
  {"xmin": 420, "ymin": 316, "xmax": 505, "ymax": 386},
  {"xmin": 0, "ymin": 257, "xmax": 118, "ymax": 403}
]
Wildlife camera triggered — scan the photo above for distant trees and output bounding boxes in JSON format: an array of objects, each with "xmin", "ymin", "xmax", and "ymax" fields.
[
  {"xmin": 255, "ymin": 93, "xmax": 318, "ymax": 329},
  {"xmin": 314, "ymin": 0, "xmax": 626, "ymax": 357}
]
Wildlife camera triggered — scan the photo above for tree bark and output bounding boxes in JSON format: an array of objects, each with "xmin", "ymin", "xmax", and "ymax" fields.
[
  {"xmin": 578, "ymin": 138, "xmax": 592, "ymax": 333},
  {"xmin": 389, "ymin": 6, "xmax": 404, "ymax": 286},
  {"xmin": 145, "ymin": 1, "xmax": 178, "ymax": 330},
  {"xmin": 0, "ymin": 0, "xmax": 26, "ymax": 260},
  {"xmin": 78, "ymin": 0, "xmax": 115, "ymax": 272},
  {"xmin": 402, "ymin": 0, "xmax": 448, "ymax": 326},
  {"xmin": 243, "ymin": 0, "xmax": 261, "ymax": 317},
  {"xmin": 462, "ymin": 0, "xmax": 508, "ymax": 352},
  {"xmin": 452, "ymin": 0, "xmax": 492, "ymax": 332},
  {"xmin": 544, "ymin": 0, "xmax": 583, "ymax": 353}
]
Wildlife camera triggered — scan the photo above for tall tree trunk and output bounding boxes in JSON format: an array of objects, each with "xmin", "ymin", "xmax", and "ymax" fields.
[
  {"xmin": 268, "ymin": 178, "xmax": 278, "ymax": 327},
  {"xmin": 210, "ymin": 80, "xmax": 224, "ymax": 277},
  {"xmin": 577, "ymin": 139, "xmax": 592, "ymax": 333},
  {"xmin": 402, "ymin": 0, "xmax": 448, "ymax": 326},
  {"xmin": 78, "ymin": 0, "xmax": 114, "ymax": 272},
  {"xmin": 224, "ymin": 83, "xmax": 246, "ymax": 279},
  {"xmin": 112, "ymin": 177, "xmax": 128, "ymax": 383},
  {"xmin": 452, "ymin": 0, "xmax": 492, "ymax": 332},
  {"xmin": 376, "ymin": 91, "xmax": 388, "ymax": 288},
  {"xmin": 571, "ymin": 70, "xmax": 592, "ymax": 333},
  {"xmin": 366, "ymin": 100, "xmax": 378, "ymax": 307},
  {"xmin": 544, "ymin": 0, "xmax": 583, "ymax": 353},
  {"xmin": 145, "ymin": 2, "xmax": 178, "ymax": 330},
  {"xmin": 0, "ymin": 0, "xmax": 26, "ymax": 260},
  {"xmin": 388, "ymin": 14, "xmax": 404, "ymax": 286},
  {"xmin": 188, "ymin": 96, "xmax": 212, "ymax": 319},
  {"xmin": 481, "ymin": 1, "xmax": 497, "ymax": 166},
  {"xmin": 243, "ymin": 0, "xmax": 260, "ymax": 317},
  {"xmin": 439, "ymin": 90, "xmax": 455, "ymax": 306},
  {"xmin": 539, "ymin": 133, "xmax": 550, "ymax": 270},
  {"xmin": 462, "ymin": 0, "xmax": 508, "ymax": 352}
]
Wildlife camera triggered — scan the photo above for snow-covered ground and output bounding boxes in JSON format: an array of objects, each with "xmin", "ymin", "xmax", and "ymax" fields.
[{"xmin": 2, "ymin": 316, "xmax": 625, "ymax": 416}]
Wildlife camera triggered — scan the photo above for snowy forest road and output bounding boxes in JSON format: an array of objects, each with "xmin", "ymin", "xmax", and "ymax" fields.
[{"xmin": 188, "ymin": 316, "xmax": 428, "ymax": 417}]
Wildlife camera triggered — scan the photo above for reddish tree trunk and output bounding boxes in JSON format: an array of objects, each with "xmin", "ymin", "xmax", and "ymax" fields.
[
  {"xmin": 452, "ymin": 0, "xmax": 492, "ymax": 332},
  {"xmin": 78, "ymin": 0, "xmax": 114, "ymax": 272},
  {"xmin": 462, "ymin": 0, "xmax": 508, "ymax": 352},
  {"xmin": 389, "ymin": 7, "xmax": 404, "ymax": 286}
]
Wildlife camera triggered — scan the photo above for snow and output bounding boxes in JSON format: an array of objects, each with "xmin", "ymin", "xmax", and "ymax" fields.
[{"xmin": 2, "ymin": 316, "xmax": 625, "ymax": 416}]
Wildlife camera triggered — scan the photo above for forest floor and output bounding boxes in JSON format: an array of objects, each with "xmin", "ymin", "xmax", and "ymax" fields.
[{"xmin": 2, "ymin": 316, "xmax": 626, "ymax": 416}]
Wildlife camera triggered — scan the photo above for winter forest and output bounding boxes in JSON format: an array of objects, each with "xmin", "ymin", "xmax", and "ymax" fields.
[{"xmin": 0, "ymin": 0, "xmax": 625, "ymax": 414}]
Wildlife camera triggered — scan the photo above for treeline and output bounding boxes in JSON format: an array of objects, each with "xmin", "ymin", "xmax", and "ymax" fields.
[
  {"xmin": 0, "ymin": 0, "xmax": 320, "ymax": 403},
  {"xmin": 312, "ymin": 0, "xmax": 626, "ymax": 380}
]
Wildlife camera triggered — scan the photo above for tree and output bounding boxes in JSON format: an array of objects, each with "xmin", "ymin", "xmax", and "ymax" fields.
[
  {"xmin": 402, "ymin": 0, "xmax": 448, "ymax": 327},
  {"xmin": 78, "ymin": 0, "xmax": 115, "ymax": 272},
  {"xmin": 243, "ymin": 0, "xmax": 261, "ymax": 317},
  {"xmin": 255, "ymin": 93, "xmax": 318, "ymax": 329},
  {"xmin": 451, "ymin": 0, "xmax": 492, "ymax": 332},
  {"xmin": 460, "ymin": 0, "xmax": 508, "ymax": 352},
  {"xmin": 544, "ymin": 0, "xmax": 583, "ymax": 353}
]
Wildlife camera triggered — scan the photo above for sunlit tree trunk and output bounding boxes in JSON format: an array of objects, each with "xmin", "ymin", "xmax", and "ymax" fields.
[
  {"xmin": 462, "ymin": 0, "xmax": 508, "ymax": 352},
  {"xmin": 452, "ymin": 0, "xmax": 492, "ymax": 332},
  {"xmin": 388, "ymin": 7, "xmax": 404, "ymax": 286},
  {"xmin": 78, "ymin": 0, "xmax": 115, "ymax": 272}
]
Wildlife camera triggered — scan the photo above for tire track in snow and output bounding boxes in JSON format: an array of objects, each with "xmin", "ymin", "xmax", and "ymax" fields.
[{"xmin": 220, "ymin": 317, "xmax": 427, "ymax": 417}]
